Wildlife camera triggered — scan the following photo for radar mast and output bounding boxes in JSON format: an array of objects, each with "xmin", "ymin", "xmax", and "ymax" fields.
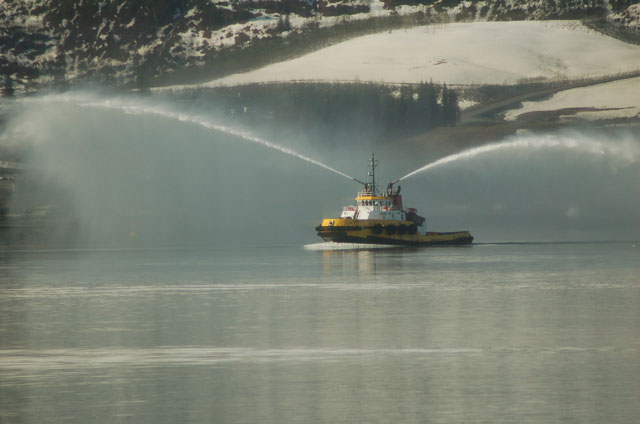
[{"xmin": 368, "ymin": 153, "xmax": 378, "ymax": 195}]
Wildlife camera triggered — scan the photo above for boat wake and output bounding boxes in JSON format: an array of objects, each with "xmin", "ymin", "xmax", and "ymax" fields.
[{"xmin": 304, "ymin": 242, "xmax": 401, "ymax": 251}]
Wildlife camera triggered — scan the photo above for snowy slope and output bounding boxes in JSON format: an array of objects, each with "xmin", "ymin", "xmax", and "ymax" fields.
[
  {"xmin": 187, "ymin": 21, "xmax": 640, "ymax": 87},
  {"xmin": 503, "ymin": 76, "xmax": 640, "ymax": 121}
]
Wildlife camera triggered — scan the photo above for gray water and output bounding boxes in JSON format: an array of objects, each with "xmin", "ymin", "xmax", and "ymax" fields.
[{"xmin": 1, "ymin": 242, "xmax": 639, "ymax": 423}]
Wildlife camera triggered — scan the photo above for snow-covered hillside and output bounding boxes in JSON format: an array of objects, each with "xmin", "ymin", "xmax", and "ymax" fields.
[
  {"xmin": 167, "ymin": 21, "xmax": 640, "ymax": 87},
  {"xmin": 1, "ymin": 0, "xmax": 639, "ymax": 94}
]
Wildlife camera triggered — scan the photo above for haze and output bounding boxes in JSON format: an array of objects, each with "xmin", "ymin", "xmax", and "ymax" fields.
[{"xmin": 1, "ymin": 91, "xmax": 638, "ymax": 246}]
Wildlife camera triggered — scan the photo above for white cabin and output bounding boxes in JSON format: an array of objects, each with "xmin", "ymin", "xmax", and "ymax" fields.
[{"xmin": 340, "ymin": 191, "xmax": 405, "ymax": 221}]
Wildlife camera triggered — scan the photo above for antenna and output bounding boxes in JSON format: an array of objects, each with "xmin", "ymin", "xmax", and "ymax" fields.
[{"xmin": 368, "ymin": 153, "xmax": 378, "ymax": 195}]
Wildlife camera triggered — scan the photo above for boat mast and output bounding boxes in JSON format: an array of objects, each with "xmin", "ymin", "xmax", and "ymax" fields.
[{"xmin": 368, "ymin": 153, "xmax": 378, "ymax": 195}]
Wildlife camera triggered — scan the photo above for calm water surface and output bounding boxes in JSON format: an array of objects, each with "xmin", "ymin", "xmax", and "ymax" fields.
[{"xmin": 1, "ymin": 242, "xmax": 639, "ymax": 423}]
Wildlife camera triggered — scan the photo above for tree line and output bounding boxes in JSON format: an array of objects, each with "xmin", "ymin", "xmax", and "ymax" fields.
[{"xmin": 199, "ymin": 81, "xmax": 460, "ymax": 143}]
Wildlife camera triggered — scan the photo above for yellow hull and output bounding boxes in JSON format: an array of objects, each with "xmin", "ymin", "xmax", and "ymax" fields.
[{"xmin": 316, "ymin": 218, "xmax": 473, "ymax": 246}]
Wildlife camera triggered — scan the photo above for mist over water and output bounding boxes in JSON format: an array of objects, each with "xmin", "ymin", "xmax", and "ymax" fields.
[
  {"xmin": 1, "ymin": 90, "xmax": 368, "ymax": 246},
  {"xmin": 1, "ymin": 90, "xmax": 639, "ymax": 246},
  {"xmin": 22, "ymin": 91, "xmax": 357, "ymax": 182}
]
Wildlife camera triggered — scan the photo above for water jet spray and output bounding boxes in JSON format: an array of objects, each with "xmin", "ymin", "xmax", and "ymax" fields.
[
  {"xmin": 397, "ymin": 132, "xmax": 640, "ymax": 181},
  {"xmin": 21, "ymin": 92, "xmax": 357, "ymax": 183}
]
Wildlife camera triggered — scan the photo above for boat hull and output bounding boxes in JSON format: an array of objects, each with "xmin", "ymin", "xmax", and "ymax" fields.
[{"xmin": 316, "ymin": 219, "xmax": 473, "ymax": 246}]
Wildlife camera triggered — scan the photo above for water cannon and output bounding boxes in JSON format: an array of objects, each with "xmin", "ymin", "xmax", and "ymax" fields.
[{"xmin": 352, "ymin": 177, "xmax": 367, "ymax": 186}]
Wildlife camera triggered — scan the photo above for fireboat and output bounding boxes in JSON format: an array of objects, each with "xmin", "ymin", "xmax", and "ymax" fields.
[{"xmin": 315, "ymin": 154, "xmax": 473, "ymax": 246}]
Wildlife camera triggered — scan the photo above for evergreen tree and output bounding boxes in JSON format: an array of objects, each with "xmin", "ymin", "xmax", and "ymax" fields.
[
  {"xmin": 415, "ymin": 81, "xmax": 438, "ymax": 130},
  {"xmin": 440, "ymin": 83, "xmax": 449, "ymax": 125},
  {"xmin": 440, "ymin": 84, "xmax": 460, "ymax": 126},
  {"xmin": 2, "ymin": 75, "xmax": 14, "ymax": 97},
  {"xmin": 277, "ymin": 14, "xmax": 292, "ymax": 31},
  {"xmin": 447, "ymin": 89, "xmax": 460, "ymax": 125}
]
